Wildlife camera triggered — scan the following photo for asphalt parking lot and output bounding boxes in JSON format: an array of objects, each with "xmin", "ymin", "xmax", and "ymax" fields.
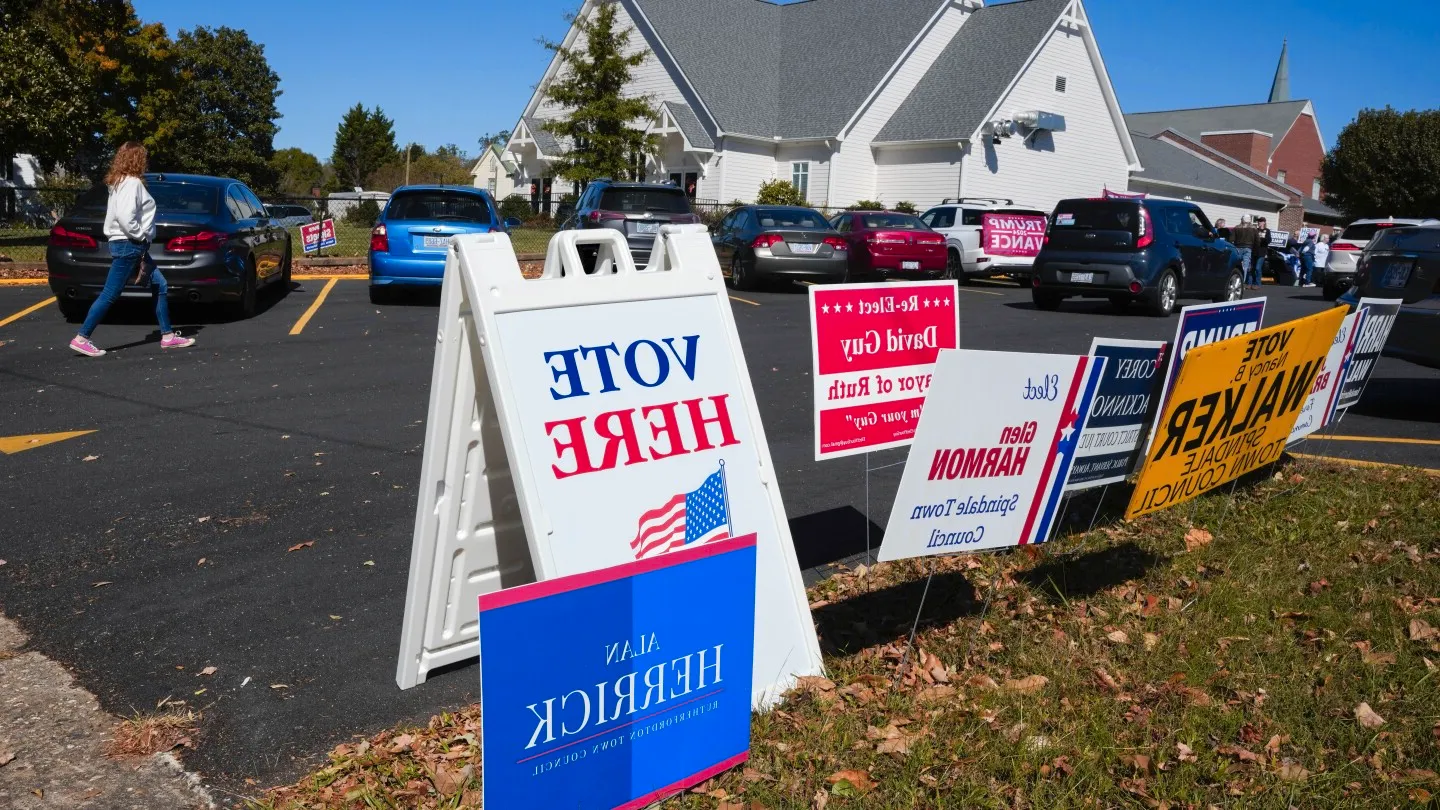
[{"xmin": 1, "ymin": 273, "xmax": 1436, "ymax": 795}]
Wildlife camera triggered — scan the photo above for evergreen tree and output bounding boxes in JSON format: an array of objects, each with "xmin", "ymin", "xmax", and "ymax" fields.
[
  {"xmin": 1322, "ymin": 107, "xmax": 1440, "ymax": 219},
  {"xmin": 269, "ymin": 147, "xmax": 324, "ymax": 196},
  {"xmin": 331, "ymin": 104, "xmax": 398, "ymax": 190},
  {"xmin": 539, "ymin": 1, "xmax": 657, "ymax": 186}
]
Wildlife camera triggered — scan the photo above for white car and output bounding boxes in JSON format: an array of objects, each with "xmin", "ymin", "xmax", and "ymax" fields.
[
  {"xmin": 918, "ymin": 198, "xmax": 1049, "ymax": 283},
  {"xmin": 264, "ymin": 203, "xmax": 316, "ymax": 228},
  {"xmin": 1323, "ymin": 216, "xmax": 1439, "ymax": 300}
]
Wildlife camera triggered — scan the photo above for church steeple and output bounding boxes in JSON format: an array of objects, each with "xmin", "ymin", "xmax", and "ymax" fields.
[{"xmin": 1268, "ymin": 39, "xmax": 1290, "ymax": 103}]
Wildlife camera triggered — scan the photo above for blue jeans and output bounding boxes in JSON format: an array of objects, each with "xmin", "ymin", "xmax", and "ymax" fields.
[
  {"xmin": 1236, "ymin": 248, "xmax": 1252, "ymax": 284},
  {"xmin": 1248, "ymin": 252, "xmax": 1264, "ymax": 286},
  {"xmin": 80, "ymin": 240, "xmax": 172, "ymax": 338},
  {"xmin": 1300, "ymin": 254, "xmax": 1315, "ymax": 284}
]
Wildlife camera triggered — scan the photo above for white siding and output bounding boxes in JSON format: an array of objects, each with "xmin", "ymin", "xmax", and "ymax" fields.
[
  {"xmin": 717, "ymin": 138, "xmax": 777, "ymax": 203},
  {"xmin": 537, "ymin": 1, "xmax": 689, "ymax": 120},
  {"xmin": 961, "ymin": 24, "xmax": 1129, "ymax": 213},
  {"xmin": 775, "ymin": 144, "xmax": 833, "ymax": 206},
  {"xmin": 1132, "ymin": 186, "xmax": 1283, "ymax": 229},
  {"xmin": 874, "ymin": 145, "xmax": 962, "ymax": 209},
  {"xmin": 471, "ymin": 153, "xmax": 518, "ymax": 200},
  {"xmin": 831, "ymin": 4, "xmax": 973, "ymax": 207}
]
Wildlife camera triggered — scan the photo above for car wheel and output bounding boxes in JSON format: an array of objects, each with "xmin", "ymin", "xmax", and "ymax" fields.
[
  {"xmin": 1215, "ymin": 269, "xmax": 1243, "ymax": 303},
  {"xmin": 946, "ymin": 249, "xmax": 963, "ymax": 281},
  {"xmin": 1032, "ymin": 289, "xmax": 1062, "ymax": 311},
  {"xmin": 1108, "ymin": 295, "xmax": 1132, "ymax": 313},
  {"xmin": 231, "ymin": 260, "xmax": 258, "ymax": 319},
  {"xmin": 369, "ymin": 285, "xmax": 392, "ymax": 305},
  {"xmin": 730, "ymin": 255, "xmax": 757, "ymax": 292},
  {"xmin": 57, "ymin": 297, "xmax": 87, "ymax": 323},
  {"xmin": 1148, "ymin": 270, "xmax": 1178, "ymax": 317}
]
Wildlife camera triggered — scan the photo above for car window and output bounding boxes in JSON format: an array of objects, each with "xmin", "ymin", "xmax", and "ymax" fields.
[
  {"xmin": 240, "ymin": 186, "xmax": 268, "ymax": 219},
  {"xmin": 736, "ymin": 210, "xmax": 754, "ymax": 233},
  {"xmin": 960, "ymin": 209, "xmax": 984, "ymax": 226},
  {"xmin": 922, "ymin": 208, "xmax": 955, "ymax": 229},
  {"xmin": 1187, "ymin": 210, "xmax": 1212, "ymax": 238},
  {"xmin": 1340, "ymin": 222, "xmax": 1403, "ymax": 242},
  {"xmin": 859, "ymin": 213, "xmax": 925, "ymax": 230},
  {"xmin": 386, "ymin": 190, "xmax": 493, "ymax": 224},
  {"xmin": 597, "ymin": 187, "xmax": 689, "ymax": 214},
  {"xmin": 755, "ymin": 208, "xmax": 827, "ymax": 229},
  {"xmin": 225, "ymin": 187, "xmax": 250, "ymax": 220},
  {"xmin": 834, "ymin": 215, "xmax": 851, "ymax": 233},
  {"xmin": 144, "ymin": 183, "xmax": 220, "ymax": 215},
  {"xmin": 718, "ymin": 210, "xmax": 738, "ymax": 233},
  {"xmin": 1051, "ymin": 201, "xmax": 1137, "ymax": 232}
]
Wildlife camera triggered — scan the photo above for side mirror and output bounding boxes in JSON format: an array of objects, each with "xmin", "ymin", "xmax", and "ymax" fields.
[{"xmin": 503, "ymin": 217, "xmax": 523, "ymax": 230}]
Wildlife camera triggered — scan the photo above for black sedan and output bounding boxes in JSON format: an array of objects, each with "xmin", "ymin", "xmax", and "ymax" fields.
[
  {"xmin": 47, "ymin": 173, "xmax": 292, "ymax": 320},
  {"xmin": 712, "ymin": 205, "xmax": 848, "ymax": 290}
]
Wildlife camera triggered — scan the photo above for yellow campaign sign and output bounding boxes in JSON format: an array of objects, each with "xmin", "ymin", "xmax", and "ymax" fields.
[{"xmin": 1126, "ymin": 307, "xmax": 1346, "ymax": 519}]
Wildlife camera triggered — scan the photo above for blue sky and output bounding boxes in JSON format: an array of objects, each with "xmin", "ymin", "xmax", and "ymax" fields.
[{"xmin": 132, "ymin": 0, "xmax": 1439, "ymax": 161}]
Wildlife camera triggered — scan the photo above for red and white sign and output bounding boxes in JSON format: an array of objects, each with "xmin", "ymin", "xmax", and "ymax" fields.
[
  {"xmin": 300, "ymin": 218, "xmax": 337, "ymax": 253},
  {"xmin": 981, "ymin": 213, "xmax": 1047, "ymax": 257},
  {"xmin": 810, "ymin": 281, "xmax": 959, "ymax": 459}
]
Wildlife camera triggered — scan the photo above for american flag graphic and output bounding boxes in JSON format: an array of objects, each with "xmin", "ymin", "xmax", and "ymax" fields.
[
  {"xmin": 1019, "ymin": 356, "xmax": 1107, "ymax": 545},
  {"xmin": 630, "ymin": 465, "xmax": 731, "ymax": 560}
]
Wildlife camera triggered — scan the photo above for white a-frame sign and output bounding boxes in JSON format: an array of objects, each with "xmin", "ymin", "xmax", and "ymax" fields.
[{"xmin": 396, "ymin": 225, "xmax": 824, "ymax": 707}]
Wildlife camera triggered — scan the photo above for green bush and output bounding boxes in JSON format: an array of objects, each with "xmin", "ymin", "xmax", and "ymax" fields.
[
  {"xmin": 345, "ymin": 199, "xmax": 381, "ymax": 226},
  {"xmin": 499, "ymin": 194, "xmax": 532, "ymax": 223},
  {"xmin": 849, "ymin": 199, "xmax": 885, "ymax": 211},
  {"xmin": 893, "ymin": 200, "xmax": 917, "ymax": 214},
  {"xmin": 755, "ymin": 179, "xmax": 807, "ymax": 207}
]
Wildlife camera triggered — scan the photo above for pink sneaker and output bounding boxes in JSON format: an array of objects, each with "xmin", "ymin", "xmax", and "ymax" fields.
[
  {"xmin": 161, "ymin": 333, "xmax": 196, "ymax": 349},
  {"xmin": 69, "ymin": 336, "xmax": 105, "ymax": 357}
]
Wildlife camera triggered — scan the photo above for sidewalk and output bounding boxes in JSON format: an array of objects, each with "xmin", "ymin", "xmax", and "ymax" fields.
[{"xmin": 0, "ymin": 614, "xmax": 213, "ymax": 809}]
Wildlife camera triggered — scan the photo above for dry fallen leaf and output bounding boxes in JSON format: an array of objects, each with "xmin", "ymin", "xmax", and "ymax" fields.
[
  {"xmin": 1176, "ymin": 742, "xmax": 1197, "ymax": 763},
  {"xmin": 1276, "ymin": 762, "xmax": 1310, "ymax": 782},
  {"xmin": 1107, "ymin": 630, "xmax": 1130, "ymax": 645},
  {"xmin": 1004, "ymin": 674, "xmax": 1049, "ymax": 694},
  {"xmin": 825, "ymin": 769, "xmax": 875, "ymax": 794},
  {"xmin": 1143, "ymin": 632, "xmax": 1160, "ymax": 651},
  {"xmin": 1184, "ymin": 527, "xmax": 1213, "ymax": 551},
  {"xmin": 198, "ymin": 666, "xmax": 217, "ymax": 677},
  {"xmin": 0, "ymin": 751, "xmax": 15, "ymax": 767},
  {"xmin": 82, "ymin": 455, "xmax": 99, "ymax": 462},
  {"xmin": 286, "ymin": 541, "xmax": 314, "ymax": 552},
  {"xmin": 431, "ymin": 764, "xmax": 471, "ymax": 796},
  {"xmin": 1355, "ymin": 702, "xmax": 1386, "ymax": 729},
  {"xmin": 1410, "ymin": 619, "xmax": 1438, "ymax": 642}
]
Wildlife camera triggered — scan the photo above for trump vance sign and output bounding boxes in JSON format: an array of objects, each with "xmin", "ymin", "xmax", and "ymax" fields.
[{"xmin": 1126, "ymin": 307, "xmax": 1347, "ymax": 519}]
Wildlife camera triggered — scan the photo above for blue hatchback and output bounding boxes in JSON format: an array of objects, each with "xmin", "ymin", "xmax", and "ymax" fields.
[{"xmin": 368, "ymin": 185, "xmax": 521, "ymax": 303}]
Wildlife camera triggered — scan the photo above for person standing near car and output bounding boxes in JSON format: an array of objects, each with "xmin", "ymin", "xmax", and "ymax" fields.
[
  {"xmin": 1314, "ymin": 233, "xmax": 1331, "ymax": 282},
  {"xmin": 1249, "ymin": 217, "xmax": 1272, "ymax": 289},
  {"xmin": 1298, "ymin": 232, "xmax": 1317, "ymax": 287},
  {"xmin": 69, "ymin": 142, "xmax": 195, "ymax": 357},
  {"xmin": 1231, "ymin": 217, "xmax": 1255, "ymax": 289}
]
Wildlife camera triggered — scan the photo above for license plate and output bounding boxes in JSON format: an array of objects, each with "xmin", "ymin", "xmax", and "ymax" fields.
[
  {"xmin": 901, "ymin": 261, "xmax": 921, "ymax": 270},
  {"xmin": 1071, "ymin": 271, "xmax": 1094, "ymax": 283},
  {"xmin": 1380, "ymin": 261, "xmax": 1413, "ymax": 289},
  {"xmin": 791, "ymin": 243, "xmax": 817, "ymax": 254},
  {"xmin": 423, "ymin": 235, "xmax": 450, "ymax": 248},
  {"xmin": 635, "ymin": 222, "xmax": 659, "ymax": 234}
]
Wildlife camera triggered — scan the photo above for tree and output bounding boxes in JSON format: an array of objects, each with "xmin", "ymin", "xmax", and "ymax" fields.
[
  {"xmin": 158, "ymin": 26, "xmax": 281, "ymax": 188},
  {"xmin": 365, "ymin": 144, "xmax": 472, "ymax": 192},
  {"xmin": 332, "ymin": 104, "xmax": 398, "ymax": 190},
  {"xmin": 270, "ymin": 148, "xmax": 323, "ymax": 196},
  {"xmin": 756, "ymin": 180, "xmax": 808, "ymax": 206},
  {"xmin": 478, "ymin": 130, "xmax": 511, "ymax": 152},
  {"xmin": 0, "ymin": 10, "xmax": 88, "ymax": 168},
  {"xmin": 1322, "ymin": 107, "xmax": 1440, "ymax": 219},
  {"xmin": 539, "ymin": 1, "xmax": 657, "ymax": 186}
]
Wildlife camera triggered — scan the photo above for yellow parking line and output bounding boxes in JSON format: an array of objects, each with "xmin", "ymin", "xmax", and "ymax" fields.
[
  {"xmin": 289, "ymin": 278, "xmax": 339, "ymax": 336},
  {"xmin": 0, "ymin": 297, "xmax": 54, "ymax": 328},
  {"xmin": 0, "ymin": 278, "xmax": 48, "ymax": 286},
  {"xmin": 1290, "ymin": 452, "xmax": 1440, "ymax": 475},
  {"xmin": 1308, "ymin": 434, "xmax": 1440, "ymax": 447},
  {"xmin": 729, "ymin": 295, "xmax": 761, "ymax": 307},
  {"xmin": 293, "ymin": 273, "xmax": 366, "ymax": 280}
]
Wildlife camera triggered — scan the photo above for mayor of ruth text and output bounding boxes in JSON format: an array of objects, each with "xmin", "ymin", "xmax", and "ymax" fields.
[{"xmin": 541, "ymin": 335, "xmax": 742, "ymax": 479}]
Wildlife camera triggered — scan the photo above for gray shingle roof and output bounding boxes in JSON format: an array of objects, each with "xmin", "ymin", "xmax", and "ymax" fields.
[
  {"xmin": 663, "ymin": 101, "xmax": 714, "ymax": 149},
  {"xmin": 876, "ymin": 0, "xmax": 1069, "ymax": 143},
  {"xmin": 1303, "ymin": 196, "xmax": 1343, "ymax": 218},
  {"xmin": 522, "ymin": 115, "xmax": 563, "ymax": 156},
  {"xmin": 1129, "ymin": 134, "xmax": 1286, "ymax": 201},
  {"xmin": 631, "ymin": 0, "xmax": 942, "ymax": 139},
  {"xmin": 1124, "ymin": 101, "xmax": 1311, "ymax": 158}
]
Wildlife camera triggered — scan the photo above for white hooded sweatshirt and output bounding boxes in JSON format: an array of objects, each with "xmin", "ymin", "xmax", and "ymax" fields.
[{"xmin": 103, "ymin": 176, "xmax": 157, "ymax": 242}]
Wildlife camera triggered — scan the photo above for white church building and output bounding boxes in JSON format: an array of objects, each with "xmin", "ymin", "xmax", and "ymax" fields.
[{"xmin": 505, "ymin": 0, "xmax": 1139, "ymax": 214}]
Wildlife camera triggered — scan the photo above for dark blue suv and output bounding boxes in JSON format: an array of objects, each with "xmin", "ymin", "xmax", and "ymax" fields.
[{"xmin": 1030, "ymin": 198, "xmax": 1244, "ymax": 316}]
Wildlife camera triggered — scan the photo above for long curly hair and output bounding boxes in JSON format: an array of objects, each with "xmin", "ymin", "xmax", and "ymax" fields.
[{"xmin": 105, "ymin": 142, "xmax": 148, "ymax": 187}]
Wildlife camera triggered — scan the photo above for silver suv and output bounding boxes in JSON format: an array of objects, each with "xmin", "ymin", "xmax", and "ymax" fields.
[{"xmin": 566, "ymin": 180, "xmax": 701, "ymax": 268}]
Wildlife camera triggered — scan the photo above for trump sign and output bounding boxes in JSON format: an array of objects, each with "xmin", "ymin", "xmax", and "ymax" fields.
[
  {"xmin": 397, "ymin": 226, "xmax": 823, "ymax": 706},
  {"xmin": 810, "ymin": 280, "xmax": 959, "ymax": 459},
  {"xmin": 480, "ymin": 534, "xmax": 755, "ymax": 810},
  {"xmin": 879, "ymin": 349, "xmax": 1105, "ymax": 561}
]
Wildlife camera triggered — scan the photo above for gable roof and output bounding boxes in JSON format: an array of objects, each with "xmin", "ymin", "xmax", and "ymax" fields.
[
  {"xmin": 1125, "ymin": 100, "xmax": 1311, "ymax": 158},
  {"xmin": 521, "ymin": 115, "xmax": 564, "ymax": 157},
  {"xmin": 662, "ymin": 101, "xmax": 713, "ymax": 150},
  {"xmin": 630, "ymin": 0, "xmax": 943, "ymax": 139},
  {"xmin": 875, "ymin": 0, "xmax": 1069, "ymax": 143},
  {"xmin": 1129, "ymin": 133, "xmax": 1286, "ymax": 202}
]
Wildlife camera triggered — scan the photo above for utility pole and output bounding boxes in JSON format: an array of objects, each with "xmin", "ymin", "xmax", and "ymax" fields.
[{"xmin": 404, "ymin": 143, "xmax": 413, "ymax": 186}]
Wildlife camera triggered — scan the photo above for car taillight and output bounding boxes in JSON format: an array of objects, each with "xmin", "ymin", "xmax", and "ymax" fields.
[
  {"xmin": 915, "ymin": 233, "xmax": 944, "ymax": 245},
  {"xmin": 589, "ymin": 211, "xmax": 626, "ymax": 223},
  {"xmin": 1135, "ymin": 206, "xmax": 1154, "ymax": 249},
  {"xmin": 165, "ymin": 231, "xmax": 226, "ymax": 252},
  {"xmin": 670, "ymin": 214, "xmax": 700, "ymax": 224},
  {"xmin": 823, "ymin": 236, "xmax": 848, "ymax": 251},
  {"xmin": 867, "ymin": 233, "xmax": 908, "ymax": 244},
  {"xmin": 370, "ymin": 224, "xmax": 388, "ymax": 252},
  {"xmin": 752, "ymin": 233, "xmax": 785, "ymax": 249},
  {"xmin": 48, "ymin": 226, "xmax": 97, "ymax": 250}
]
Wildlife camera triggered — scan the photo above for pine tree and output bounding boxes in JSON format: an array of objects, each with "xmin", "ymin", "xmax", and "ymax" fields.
[
  {"xmin": 331, "ymin": 104, "xmax": 398, "ymax": 190},
  {"xmin": 540, "ymin": 1, "xmax": 658, "ymax": 186}
]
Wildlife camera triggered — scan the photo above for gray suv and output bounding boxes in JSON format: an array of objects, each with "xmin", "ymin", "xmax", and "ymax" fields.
[{"xmin": 565, "ymin": 180, "xmax": 700, "ymax": 268}]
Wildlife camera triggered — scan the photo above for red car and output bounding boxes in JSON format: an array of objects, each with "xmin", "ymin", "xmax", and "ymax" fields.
[{"xmin": 828, "ymin": 210, "xmax": 947, "ymax": 279}]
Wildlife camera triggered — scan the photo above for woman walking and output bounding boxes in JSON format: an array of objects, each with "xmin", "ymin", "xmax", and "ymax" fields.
[{"xmin": 69, "ymin": 142, "xmax": 195, "ymax": 357}]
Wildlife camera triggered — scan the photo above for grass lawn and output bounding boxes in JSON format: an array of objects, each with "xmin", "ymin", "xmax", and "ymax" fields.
[
  {"xmin": 0, "ymin": 225, "xmax": 556, "ymax": 264},
  {"xmin": 250, "ymin": 458, "xmax": 1440, "ymax": 809}
]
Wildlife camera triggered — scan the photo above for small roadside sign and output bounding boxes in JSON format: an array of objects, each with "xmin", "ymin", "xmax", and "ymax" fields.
[{"xmin": 300, "ymin": 218, "xmax": 337, "ymax": 254}]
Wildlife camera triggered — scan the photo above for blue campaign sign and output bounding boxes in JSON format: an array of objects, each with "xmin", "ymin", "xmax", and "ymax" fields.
[
  {"xmin": 1067, "ymin": 338, "xmax": 1167, "ymax": 491},
  {"xmin": 479, "ymin": 534, "xmax": 757, "ymax": 810},
  {"xmin": 1157, "ymin": 299, "xmax": 1266, "ymax": 410}
]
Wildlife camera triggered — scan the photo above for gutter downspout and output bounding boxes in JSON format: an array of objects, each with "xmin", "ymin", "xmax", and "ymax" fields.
[{"xmin": 824, "ymin": 139, "xmax": 837, "ymax": 209}]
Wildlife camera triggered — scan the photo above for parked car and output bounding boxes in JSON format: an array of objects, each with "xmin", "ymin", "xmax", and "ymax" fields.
[
  {"xmin": 918, "ymin": 198, "xmax": 1049, "ymax": 283},
  {"xmin": 263, "ymin": 203, "xmax": 315, "ymax": 228},
  {"xmin": 47, "ymin": 172, "xmax": 291, "ymax": 320},
  {"xmin": 1340, "ymin": 223, "xmax": 1440, "ymax": 369},
  {"xmin": 1030, "ymin": 198, "xmax": 1243, "ymax": 316},
  {"xmin": 565, "ymin": 179, "xmax": 701, "ymax": 269},
  {"xmin": 368, "ymin": 185, "xmax": 520, "ymax": 303},
  {"xmin": 827, "ymin": 210, "xmax": 946, "ymax": 280},
  {"xmin": 711, "ymin": 205, "xmax": 847, "ymax": 290},
  {"xmin": 1323, "ymin": 217, "xmax": 1439, "ymax": 301}
]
